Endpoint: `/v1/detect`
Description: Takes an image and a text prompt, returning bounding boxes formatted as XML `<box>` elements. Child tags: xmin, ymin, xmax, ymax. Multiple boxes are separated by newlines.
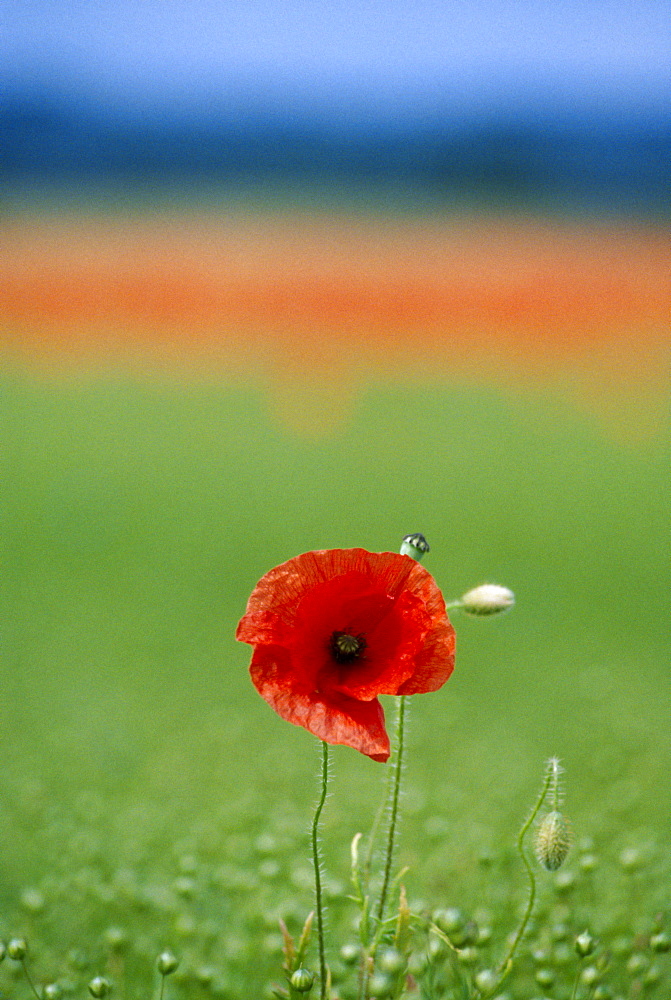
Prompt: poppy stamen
<box><xmin>330</xmin><ymin>631</ymin><xmax>366</xmax><ymax>663</ymax></box>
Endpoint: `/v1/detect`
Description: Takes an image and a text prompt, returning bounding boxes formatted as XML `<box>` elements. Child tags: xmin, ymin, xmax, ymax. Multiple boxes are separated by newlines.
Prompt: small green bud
<box><xmin>619</xmin><ymin>848</ymin><xmax>642</xmax><ymax>872</ymax></box>
<box><xmin>650</xmin><ymin>932</ymin><xmax>671</xmax><ymax>953</ymax></box>
<box><xmin>378</xmin><ymin>948</ymin><xmax>405</xmax><ymax>975</ymax></box>
<box><xmin>433</xmin><ymin>907</ymin><xmax>464</xmax><ymax>934</ymax></box>
<box><xmin>104</xmin><ymin>928</ymin><xmax>128</xmax><ymax>951</ymax></box>
<box><xmin>592</xmin><ymin>988</ymin><xmax>613</xmax><ymax>1000</ymax></box>
<box><xmin>367</xmin><ymin>973</ymin><xmax>392</xmax><ymax>998</ymax></box>
<box><xmin>43</xmin><ymin>985</ymin><xmax>63</xmax><ymax>1000</ymax></box>
<box><xmin>21</xmin><ymin>889</ymin><xmax>45</xmax><ymax>914</ymax></box>
<box><xmin>400</xmin><ymin>533</ymin><xmax>430</xmax><ymax>561</ymax></box>
<box><xmin>7</xmin><ymin>939</ymin><xmax>28</xmax><ymax>961</ymax></box>
<box><xmin>580</xmin><ymin>966</ymin><xmax>600</xmax><ymax>987</ymax></box>
<box><xmin>456</xmin><ymin>946</ymin><xmax>478</xmax><ymax>966</ymax></box>
<box><xmin>339</xmin><ymin>944</ymin><xmax>359</xmax><ymax>965</ymax></box>
<box><xmin>553</xmin><ymin>870</ymin><xmax>576</xmax><ymax>892</ymax></box>
<box><xmin>473</xmin><ymin>970</ymin><xmax>498</xmax><ymax>994</ymax></box>
<box><xmin>157</xmin><ymin>952</ymin><xmax>179</xmax><ymax>976</ymax></box>
<box><xmin>575</xmin><ymin>931</ymin><xmax>596</xmax><ymax>958</ymax></box>
<box><xmin>460</xmin><ymin>583</ymin><xmax>515</xmax><ymax>616</ymax></box>
<box><xmin>535</xmin><ymin>968</ymin><xmax>555</xmax><ymax>988</ymax></box>
<box><xmin>195</xmin><ymin>966</ymin><xmax>214</xmax><ymax>986</ymax></box>
<box><xmin>290</xmin><ymin>969</ymin><xmax>314</xmax><ymax>993</ymax></box>
<box><xmin>88</xmin><ymin>977</ymin><xmax>111</xmax><ymax>998</ymax></box>
<box><xmin>644</xmin><ymin>965</ymin><xmax>661</xmax><ymax>986</ymax></box>
<box><xmin>626</xmin><ymin>953</ymin><xmax>647</xmax><ymax>976</ymax></box>
<box><xmin>173</xmin><ymin>877</ymin><xmax>196</xmax><ymax>898</ymax></box>
<box><xmin>579</xmin><ymin>853</ymin><xmax>599</xmax><ymax>873</ymax></box>
<box><xmin>534</xmin><ymin>811</ymin><xmax>571</xmax><ymax>871</ymax></box>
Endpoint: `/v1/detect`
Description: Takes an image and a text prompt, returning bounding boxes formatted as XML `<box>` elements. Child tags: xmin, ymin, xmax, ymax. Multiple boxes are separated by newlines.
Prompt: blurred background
<box><xmin>1</xmin><ymin>0</ymin><xmax>670</xmax><ymax>988</ymax></box>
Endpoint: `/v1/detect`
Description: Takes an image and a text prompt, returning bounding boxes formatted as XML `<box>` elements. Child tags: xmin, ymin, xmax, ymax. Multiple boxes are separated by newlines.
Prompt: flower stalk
<box><xmin>375</xmin><ymin>694</ymin><xmax>407</xmax><ymax>927</ymax></box>
<box><xmin>312</xmin><ymin>740</ymin><xmax>331</xmax><ymax>1000</ymax></box>
<box><xmin>497</xmin><ymin>759</ymin><xmax>563</xmax><ymax>976</ymax></box>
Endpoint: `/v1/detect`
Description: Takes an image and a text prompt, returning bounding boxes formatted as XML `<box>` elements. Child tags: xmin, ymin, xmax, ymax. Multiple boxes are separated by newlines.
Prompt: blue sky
<box><xmin>4</xmin><ymin>0</ymin><xmax>670</xmax><ymax>117</ymax></box>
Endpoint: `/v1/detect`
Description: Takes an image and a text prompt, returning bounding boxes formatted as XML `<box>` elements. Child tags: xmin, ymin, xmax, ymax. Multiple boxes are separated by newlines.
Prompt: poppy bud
<box><xmin>7</xmin><ymin>939</ymin><xmax>28</xmax><ymax>961</ymax></box>
<box><xmin>575</xmin><ymin>931</ymin><xmax>596</xmax><ymax>958</ymax></box>
<box><xmin>400</xmin><ymin>533</ymin><xmax>430</xmax><ymax>561</ymax></box>
<box><xmin>157</xmin><ymin>952</ymin><xmax>179</xmax><ymax>976</ymax></box>
<box><xmin>534</xmin><ymin>811</ymin><xmax>571</xmax><ymax>871</ymax></box>
<box><xmin>460</xmin><ymin>584</ymin><xmax>515</xmax><ymax>616</ymax></box>
<box><xmin>651</xmin><ymin>933</ymin><xmax>671</xmax><ymax>953</ymax></box>
<box><xmin>290</xmin><ymin>969</ymin><xmax>314</xmax><ymax>993</ymax></box>
<box><xmin>88</xmin><ymin>978</ymin><xmax>111</xmax><ymax>999</ymax></box>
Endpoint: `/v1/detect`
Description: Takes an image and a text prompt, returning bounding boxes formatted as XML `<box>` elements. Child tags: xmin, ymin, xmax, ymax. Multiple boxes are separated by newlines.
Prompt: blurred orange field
<box><xmin>2</xmin><ymin>207</ymin><xmax>668</xmax><ymax>437</ymax></box>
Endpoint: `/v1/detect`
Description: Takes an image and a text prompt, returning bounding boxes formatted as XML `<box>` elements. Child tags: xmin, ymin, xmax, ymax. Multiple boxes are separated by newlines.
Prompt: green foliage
<box><xmin>1</xmin><ymin>371</ymin><xmax>669</xmax><ymax>1000</ymax></box>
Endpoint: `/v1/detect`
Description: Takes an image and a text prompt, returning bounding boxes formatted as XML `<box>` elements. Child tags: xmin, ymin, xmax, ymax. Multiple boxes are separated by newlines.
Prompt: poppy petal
<box><xmin>249</xmin><ymin>644</ymin><xmax>390</xmax><ymax>761</ymax></box>
<box><xmin>237</xmin><ymin>548</ymin><xmax>455</xmax><ymax>760</ymax></box>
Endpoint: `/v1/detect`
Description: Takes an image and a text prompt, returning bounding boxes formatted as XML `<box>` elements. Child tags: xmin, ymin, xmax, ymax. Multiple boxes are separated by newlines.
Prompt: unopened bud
<box><xmin>290</xmin><ymin>969</ymin><xmax>314</xmax><ymax>993</ymax></box>
<box><xmin>459</xmin><ymin>584</ymin><xmax>515</xmax><ymax>616</ymax></box>
<box><xmin>534</xmin><ymin>811</ymin><xmax>571</xmax><ymax>871</ymax></box>
<box><xmin>88</xmin><ymin>978</ymin><xmax>111</xmax><ymax>999</ymax></box>
<box><xmin>575</xmin><ymin>931</ymin><xmax>596</xmax><ymax>958</ymax></box>
<box><xmin>400</xmin><ymin>534</ymin><xmax>430</xmax><ymax>561</ymax></box>
<box><xmin>651</xmin><ymin>933</ymin><xmax>671</xmax><ymax>954</ymax></box>
<box><xmin>7</xmin><ymin>939</ymin><xmax>28</xmax><ymax>961</ymax></box>
<box><xmin>157</xmin><ymin>952</ymin><xmax>179</xmax><ymax>976</ymax></box>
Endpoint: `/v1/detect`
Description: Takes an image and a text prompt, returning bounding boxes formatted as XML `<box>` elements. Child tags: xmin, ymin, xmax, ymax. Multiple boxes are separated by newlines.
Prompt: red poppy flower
<box><xmin>236</xmin><ymin>548</ymin><xmax>455</xmax><ymax>762</ymax></box>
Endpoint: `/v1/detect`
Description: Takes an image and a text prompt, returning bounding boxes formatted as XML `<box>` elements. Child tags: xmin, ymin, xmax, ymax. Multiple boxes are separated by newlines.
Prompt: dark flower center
<box><xmin>329</xmin><ymin>631</ymin><xmax>366</xmax><ymax>664</ymax></box>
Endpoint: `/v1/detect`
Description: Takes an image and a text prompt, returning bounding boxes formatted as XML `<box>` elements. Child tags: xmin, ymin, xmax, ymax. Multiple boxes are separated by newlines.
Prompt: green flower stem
<box><xmin>375</xmin><ymin>694</ymin><xmax>407</xmax><ymax>928</ymax></box>
<box><xmin>497</xmin><ymin>766</ymin><xmax>554</xmax><ymax>975</ymax></box>
<box><xmin>312</xmin><ymin>740</ymin><xmax>330</xmax><ymax>1000</ymax></box>
<box><xmin>21</xmin><ymin>960</ymin><xmax>41</xmax><ymax>1000</ymax></box>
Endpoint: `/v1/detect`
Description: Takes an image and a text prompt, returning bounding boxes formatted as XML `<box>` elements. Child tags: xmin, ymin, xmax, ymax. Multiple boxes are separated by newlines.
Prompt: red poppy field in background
<box><xmin>1</xmin><ymin>207</ymin><xmax>668</xmax><ymax>439</ymax></box>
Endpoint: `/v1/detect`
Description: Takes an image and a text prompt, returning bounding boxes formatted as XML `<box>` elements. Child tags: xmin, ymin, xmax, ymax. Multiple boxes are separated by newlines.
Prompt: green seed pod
<box><xmin>644</xmin><ymin>965</ymin><xmax>661</xmax><ymax>986</ymax></box>
<box><xmin>21</xmin><ymin>889</ymin><xmax>45</xmax><ymax>914</ymax></box>
<box><xmin>378</xmin><ymin>948</ymin><xmax>405</xmax><ymax>975</ymax></box>
<box><xmin>473</xmin><ymin>970</ymin><xmax>498</xmax><ymax>994</ymax></box>
<box><xmin>43</xmin><ymin>984</ymin><xmax>63</xmax><ymax>1000</ymax></box>
<box><xmin>290</xmin><ymin>969</ymin><xmax>314</xmax><ymax>994</ymax></box>
<box><xmin>554</xmin><ymin>870</ymin><xmax>576</xmax><ymax>892</ymax></box>
<box><xmin>650</xmin><ymin>933</ymin><xmax>671</xmax><ymax>953</ymax></box>
<box><xmin>457</xmin><ymin>946</ymin><xmax>478</xmax><ymax>966</ymax></box>
<box><xmin>339</xmin><ymin>944</ymin><xmax>359</xmax><ymax>966</ymax></box>
<box><xmin>88</xmin><ymin>977</ymin><xmax>111</xmax><ymax>998</ymax></box>
<box><xmin>157</xmin><ymin>951</ymin><xmax>179</xmax><ymax>976</ymax></box>
<box><xmin>400</xmin><ymin>533</ymin><xmax>430</xmax><ymax>561</ymax></box>
<box><xmin>580</xmin><ymin>965</ymin><xmax>600</xmax><ymax>987</ymax></box>
<box><xmin>626</xmin><ymin>953</ymin><xmax>647</xmax><ymax>976</ymax></box>
<box><xmin>7</xmin><ymin>939</ymin><xmax>28</xmax><ymax>961</ymax></box>
<box><xmin>534</xmin><ymin>811</ymin><xmax>571</xmax><ymax>871</ymax></box>
<box><xmin>367</xmin><ymin>973</ymin><xmax>392</xmax><ymax>998</ymax></box>
<box><xmin>433</xmin><ymin>907</ymin><xmax>464</xmax><ymax>934</ymax></box>
<box><xmin>535</xmin><ymin>968</ymin><xmax>555</xmax><ymax>988</ymax></box>
<box><xmin>575</xmin><ymin>931</ymin><xmax>596</xmax><ymax>958</ymax></box>
<box><xmin>104</xmin><ymin>928</ymin><xmax>127</xmax><ymax>952</ymax></box>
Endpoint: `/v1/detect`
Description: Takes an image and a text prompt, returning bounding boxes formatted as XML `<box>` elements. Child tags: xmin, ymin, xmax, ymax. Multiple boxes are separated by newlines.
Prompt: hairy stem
<box><xmin>376</xmin><ymin>694</ymin><xmax>407</xmax><ymax>926</ymax></box>
<box><xmin>312</xmin><ymin>740</ymin><xmax>330</xmax><ymax>1000</ymax></box>
<box><xmin>497</xmin><ymin>766</ymin><xmax>554</xmax><ymax>974</ymax></box>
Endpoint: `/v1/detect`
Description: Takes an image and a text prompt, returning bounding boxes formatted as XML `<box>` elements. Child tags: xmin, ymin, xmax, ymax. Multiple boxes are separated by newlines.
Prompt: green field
<box><xmin>2</xmin><ymin>368</ymin><xmax>669</xmax><ymax>1000</ymax></box>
